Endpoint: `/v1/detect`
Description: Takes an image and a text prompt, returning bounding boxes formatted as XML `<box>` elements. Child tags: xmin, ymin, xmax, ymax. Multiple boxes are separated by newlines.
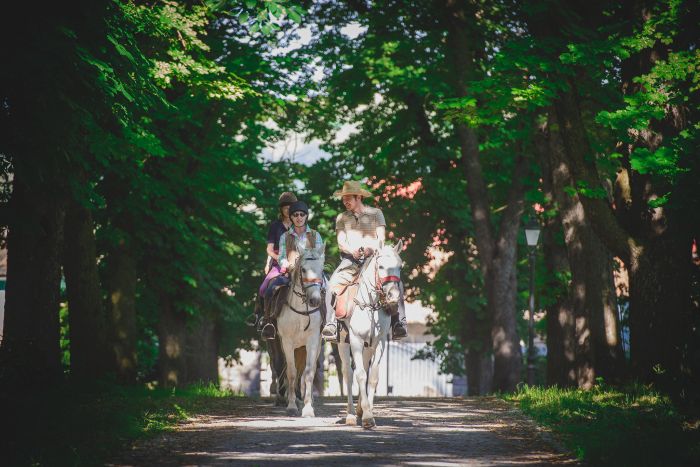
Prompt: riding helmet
<box><xmin>278</xmin><ymin>192</ymin><xmax>297</xmax><ymax>207</ymax></box>
<box><xmin>289</xmin><ymin>200</ymin><xmax>309</xmax><ymax>216</ymax></box>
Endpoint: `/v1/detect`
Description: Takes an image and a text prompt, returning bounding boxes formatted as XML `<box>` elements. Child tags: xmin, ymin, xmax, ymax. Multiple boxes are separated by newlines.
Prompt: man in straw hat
<box><xmin>322</xmin><ymin>180</ymin><xmax>408</xmax><ymax>342</ymax></box>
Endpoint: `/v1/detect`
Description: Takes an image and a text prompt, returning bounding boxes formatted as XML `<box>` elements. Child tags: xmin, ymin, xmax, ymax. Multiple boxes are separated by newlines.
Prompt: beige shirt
<box><xmin>336</xmin><ymin>206</ymin><xmax>386</xmax><ymax>252</ymax></box>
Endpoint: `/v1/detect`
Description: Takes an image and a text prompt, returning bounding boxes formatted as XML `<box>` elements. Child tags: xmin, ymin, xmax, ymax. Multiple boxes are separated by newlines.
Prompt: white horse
<box><xmin>331</xmin><ymin>241</ymin><xmax>404</xmax><ymax>429</ymax></box>
<box><xmin>276</xmin><ymin>242</ymin><xmax>325</xmax><ymax>417</ymax></box>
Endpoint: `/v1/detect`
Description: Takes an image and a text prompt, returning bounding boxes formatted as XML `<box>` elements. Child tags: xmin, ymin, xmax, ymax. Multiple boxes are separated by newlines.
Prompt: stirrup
<box><xmin>261</xmin><ymin>322</ymin><xmax>277</xmax><ymax>340</ymax></box>
<box><xmin>321</xmin><ymin>322</ymin><xmax>338</xmax><ymax>343</ymax></box>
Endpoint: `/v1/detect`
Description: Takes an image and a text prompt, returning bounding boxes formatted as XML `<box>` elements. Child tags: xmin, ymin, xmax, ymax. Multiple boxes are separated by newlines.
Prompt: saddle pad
<box><xmin>333</xmin><ymin>282</ymin><xmax>359</xmax><ymax>320</ymax></box>
<box><xmin>266</xmin><ymin>284</ymin><xmax>290</xmax><ymax>319</ymax></box>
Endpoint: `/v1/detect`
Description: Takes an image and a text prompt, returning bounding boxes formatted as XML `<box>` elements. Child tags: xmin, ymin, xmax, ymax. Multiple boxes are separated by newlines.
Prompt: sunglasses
<box><xmin>291</xmin><ymin>212</ymin><xmax>307</xmax><ymax>218</ymax></box>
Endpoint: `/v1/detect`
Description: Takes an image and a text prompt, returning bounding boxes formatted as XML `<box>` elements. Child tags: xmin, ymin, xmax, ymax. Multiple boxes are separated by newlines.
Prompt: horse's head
<box><xmin>297</xmin><ymin>241</ymin><xmax>325</xmax><ymax>308</ymax></box>
<box><xmin>376</xmin><ymin>239</ymin><xmax>403</xmax><ymax>313</ymax></box>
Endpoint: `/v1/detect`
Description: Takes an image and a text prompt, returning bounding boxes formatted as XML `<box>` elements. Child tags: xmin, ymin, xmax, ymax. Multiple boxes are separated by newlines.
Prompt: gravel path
<box><xmin>112</xmin><ymin>397</ymin><xmax>578</xmax><ymax>466</ymax></box>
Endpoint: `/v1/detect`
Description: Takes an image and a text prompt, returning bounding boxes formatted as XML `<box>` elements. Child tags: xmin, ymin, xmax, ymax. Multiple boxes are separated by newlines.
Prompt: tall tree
<box><xmin>526</xmin><ymin>0</ymin><xmax>699</xmax><ymax>403</ymax></box>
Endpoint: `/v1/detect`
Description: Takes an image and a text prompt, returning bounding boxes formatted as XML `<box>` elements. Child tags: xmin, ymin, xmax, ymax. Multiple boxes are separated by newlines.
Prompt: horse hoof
<box><xmin>362</xmin><ymin>417</ymin><xmax>376</xmax><ymax>429</ymax></box>
<box><xmin>346</xmin><ymin>414</ymin><xmax>357</xmax><ymax>426</ymax></box>
<box><xmin>286</xmin><ymin>408</ymin><xmax>299</xmax><ymax>417</ymax></box>
<box><xmin>302</xmin><ymin>406</ymin><xmax>315</xmax><ymax>418</ymax></box>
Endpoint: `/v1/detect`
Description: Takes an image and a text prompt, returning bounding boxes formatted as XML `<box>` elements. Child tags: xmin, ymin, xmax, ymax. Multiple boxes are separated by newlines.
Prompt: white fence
<box><xmin>251</xmin><ymin>342</ymin><xmax>454</xmax><ymax>397</ymax></box>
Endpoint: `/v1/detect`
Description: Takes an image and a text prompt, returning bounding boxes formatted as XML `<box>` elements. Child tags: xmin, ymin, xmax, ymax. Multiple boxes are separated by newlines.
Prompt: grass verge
<box><xmin>503</xmin><ymin>383</ymin><xmax>700</xmax><ymax>466</ymax></box>
<box><xmin>1</xmin><ymin>381</ymin><xmax>243</xmax><ymax>466</ymax></box>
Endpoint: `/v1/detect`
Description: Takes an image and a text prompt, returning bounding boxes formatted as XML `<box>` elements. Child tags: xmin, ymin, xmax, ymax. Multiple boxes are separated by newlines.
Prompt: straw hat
<box><xmin>333</xmin><ymin>180</ymin><xmax>372</xmax><ymax>198</ymax></box>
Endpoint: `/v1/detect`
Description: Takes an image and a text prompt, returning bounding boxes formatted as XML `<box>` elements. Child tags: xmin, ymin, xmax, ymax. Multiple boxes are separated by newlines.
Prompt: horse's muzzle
<box><xmin>308</xmin><ymin>292</ymin><xmax>322</xmax><ymax>308</ymax></box>
<box><xmin>385</xmin><ymin>287</ymin><xmax>400</xmax><ymax>304</ymax></box>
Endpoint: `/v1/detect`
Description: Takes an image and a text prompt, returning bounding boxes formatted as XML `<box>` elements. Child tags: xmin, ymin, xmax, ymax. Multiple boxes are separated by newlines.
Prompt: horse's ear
<box><xmin>394</xmin><ymin>239</ymin><xmax>403</xmax><ymax>252</ymax></box>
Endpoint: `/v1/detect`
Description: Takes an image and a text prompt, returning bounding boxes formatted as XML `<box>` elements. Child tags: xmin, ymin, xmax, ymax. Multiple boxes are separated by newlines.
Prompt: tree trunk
<box><xmin>553</xmin><ymin>79</ymin><xmax>690</xmax><ymax>393</ymax></box>
<box><xmin>628</xmin><ymin>231</ymin><xmax>690</xmax><ymax>386</ymax></box>
<box><xmin>442</xmin><ymin>3</ymin><xmax>527</xmax><ymax>391</ymax></box>
<box><xmin>465</xmin><ymin>348</ymin><xmax>493</xmax><ymax>395</ymax></box>
<box><xmin>542</xmin><ymin>235</ymin><xmax>576</xmax><ymax>388</ymax></box>
<box><xmin>104</xmin><ymin>240</ymin><xmax>138</xmax><ymax>383</ymax></box>
<box><xmin>538</xmin><ymin>150</ymin><xmax>576</xmax><ymax>387</ymax></box>
<box><xmin>63</xmin><ymin>195</ymin><xmax>107</xmax><ymax>380</ymax></box>
<box><xmin>0</xmin><ymin>177</ymin><xmax>65</xmax><ymax>388</ymax></box>
<box><xmin>158</xmin><ymin>297</ymin><xmax>188</xmax><ymax>387</ymax></box>
<box><xmin>185</xmin><ymin>314</ymin><xmax>219</xmax><ymax>384</ymax></box>
<box><xmin>488</xmin><ymin>252</ymin><xmax>523</xmax><ymax>391</ymax></box>
<box><xmin>544</xmin><ymin>109</ymin><xmax>626</xmax><ymax>387</ymax></box>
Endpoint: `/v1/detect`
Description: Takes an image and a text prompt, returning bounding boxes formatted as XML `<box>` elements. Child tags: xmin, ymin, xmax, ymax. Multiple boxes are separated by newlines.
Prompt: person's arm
<box><xmin>364</xmin><ymin>210</ymin><xmax>387</xmax><ymax>256</ymax></box>
<box><xmin>266</xmin><ymin>242</ymin><xmax>278</xmax><ymax>262</ymax></box>
<box><xmin>278</xmin><ymin>233</ymin><xmax>289</xmax><ymax>271</ymax></box>
<box><xmin>315</xmin><ymin>232</ymin><xmax>324</xmax><ymax>253</ymax></box>
<box><xmin>337</xmin><ymin>230</ymin><xmax>351</xmax><ymax>255</ymax></box>
<box><xmin>336</xmin><ymin>214</ymin><xmax>353</xmax><ymax>257</ymax></box>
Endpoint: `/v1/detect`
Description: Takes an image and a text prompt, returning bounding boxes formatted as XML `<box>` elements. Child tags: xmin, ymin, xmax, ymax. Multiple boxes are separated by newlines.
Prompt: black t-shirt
<box><xmin>267</xmin><ymin>220</ymin><xmax>289</xmax><ymax>267</ymax></box>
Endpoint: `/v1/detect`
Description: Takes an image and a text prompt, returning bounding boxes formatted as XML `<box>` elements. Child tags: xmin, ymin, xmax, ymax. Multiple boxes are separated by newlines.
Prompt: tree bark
<box><xmin>541</xmin><ymin>221</ymin><xmax>577</xmax><ymax>388</ymax></box>
<box><xmin>63</xmin><ymin>195</ymin><xmax>108</xmax><ymax>380</ymax></box>
<box><xmin>553</xmin><ymin>78</ymin><xmax>690</xmax><ymax>392</ymax></box>
<box><xmin>158</xmin><ymin>297</ymin><xmax>188</xmax><ymax>387</ymax></box>
<box><xmin>104</xmin><ymin>239</ymin><xmax>138</xmax><ymax>383</ymax></box>
<box><xmin>185</xmin><ymin>314</ymin><xmax>219</xmax><ymax>384</ymax></box>
<box><xmin>0</xmin><ymin>177</ymin><xmax>65</xmax><ymax>388</ymax></box>
<box><xmin>537</xmin><ymin>125</ymin><xmax>577</xmax><ymax>387</ymax></box>
<box><xmin>544</xmin><ymin>111</ymin><xmax>626</xmax><ymax>387</ymax></box>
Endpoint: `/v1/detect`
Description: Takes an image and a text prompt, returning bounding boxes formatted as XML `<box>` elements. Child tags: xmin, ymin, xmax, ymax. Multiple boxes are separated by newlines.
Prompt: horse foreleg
<box><xmin>358</xmin><ymin>346</ymin><xmax>376</xmax><ymax>428</ymax></box>
<box><xmin>281</xmin><ymin>339</ymin><xmax>299</xmax><ymax>416</ymax></box>
<box><xmin>366</xmin><ymin>339</ymin><xmax>387</xmax><ymax>425</ymax></box>
<box><xmin>295</xmin><ymin>346</ymin><xmax>306</xmax><ymax>404</ymax></box>
<box><xmin>338</xmin><ymin>342</ymin><xmax>356</xmax><ymax>425</ymax></box>
<box><xmin>350</xmin><ymin>337</ymin><xmax>373</xmax><ymax>429</ymax></box>
<box><xmin>301</xmin><ymin>338</ymin><xmax>321</xmax><ymax>418</ymax></box>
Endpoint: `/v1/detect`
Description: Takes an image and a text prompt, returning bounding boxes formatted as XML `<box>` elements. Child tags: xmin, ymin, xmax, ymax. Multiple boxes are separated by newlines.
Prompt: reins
<box><xmin>288</xmin><ymin>254</ymin><xmax>323</xmax><ymax>331</ymax></box>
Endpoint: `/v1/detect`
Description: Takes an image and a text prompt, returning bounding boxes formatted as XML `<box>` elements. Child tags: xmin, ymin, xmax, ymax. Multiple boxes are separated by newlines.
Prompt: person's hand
<box><xmin>280</xmin><ymin>267</ymin><xmax>287</xmax><ymax>274</ymax></box>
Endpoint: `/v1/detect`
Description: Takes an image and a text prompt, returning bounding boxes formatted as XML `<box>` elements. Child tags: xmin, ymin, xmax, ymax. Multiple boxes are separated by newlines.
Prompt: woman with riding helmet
<box><xmin>261</xmin><ymin>200</ymin><xmax>324</xmax><ymax>340</ymax></box>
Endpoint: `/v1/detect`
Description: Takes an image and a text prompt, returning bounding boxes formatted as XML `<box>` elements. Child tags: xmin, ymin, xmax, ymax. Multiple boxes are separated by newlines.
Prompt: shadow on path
<box><xmin>111</xmin><ymin>397</ymin><xmax>578</xmax><ymax>466</ymax></box>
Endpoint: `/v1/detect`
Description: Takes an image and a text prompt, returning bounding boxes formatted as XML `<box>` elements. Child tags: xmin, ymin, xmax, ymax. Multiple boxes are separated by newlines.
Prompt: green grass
<box><xmin>504</xmin><ymin>383</ymin><xmax>700</xmax><ymax>466</ymax></box>
<box><xmin>1</xmin><ymin>381</ymin><xmax>243</xmax><ymax>466</ymax></box>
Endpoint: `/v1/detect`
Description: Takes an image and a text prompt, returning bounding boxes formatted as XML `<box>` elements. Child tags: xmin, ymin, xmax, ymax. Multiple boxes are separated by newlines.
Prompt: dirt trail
<box><xmin>111</xmin><ymin>397</ymin><xmax>578</xmax><ymax>466</ymax></box>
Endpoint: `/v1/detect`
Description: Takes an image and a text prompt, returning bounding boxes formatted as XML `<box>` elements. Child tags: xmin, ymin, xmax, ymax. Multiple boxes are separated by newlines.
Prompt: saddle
<box><xmin>332</xmin><ymin>280</ymin><xmax>360</xmax><ymax>320</ymax></box>
<box><xmin>264</xmin><ymin>279</ymin><xmax>290</xmax><ymax>320</ymax></box>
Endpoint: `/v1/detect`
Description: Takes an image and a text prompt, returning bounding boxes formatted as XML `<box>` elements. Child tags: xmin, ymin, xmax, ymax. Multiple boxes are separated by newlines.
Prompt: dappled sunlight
<box><xmin>114</xmin><ymin>398</ymin><xmax>577</xmax><ymax>466</ymax></box>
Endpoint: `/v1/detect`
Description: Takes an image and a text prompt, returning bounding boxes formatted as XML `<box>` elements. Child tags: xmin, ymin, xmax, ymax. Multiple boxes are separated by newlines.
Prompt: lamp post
<box><xmin>525</xmin><ymin>220</ymin><xmax>541</xmax><ymax>386</ymax></box>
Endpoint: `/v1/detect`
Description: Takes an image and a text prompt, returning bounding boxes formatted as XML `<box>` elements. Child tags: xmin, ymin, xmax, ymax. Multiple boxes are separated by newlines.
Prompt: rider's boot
<box><xmin>391</xmin><ymin>297</ymin><xmax>408</xmax><ymax>340</ymax></box>
<box><xmin>322</xmin><ymin>299</ymin><xmax>339</xmax><ymax>342</ymax></box>
<box><xmin>247</xmin><ymin>294</ymin><xmax>264</xmax><ymax>328</ymax></box>
<box><xmin>260</xmin><ymin>291</ymin><xmax>277</xmax><ymax>339</ymax></box>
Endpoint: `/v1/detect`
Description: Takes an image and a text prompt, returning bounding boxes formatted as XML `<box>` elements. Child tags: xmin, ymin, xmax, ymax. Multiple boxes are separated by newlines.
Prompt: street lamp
<box><xmin>525</xmin><ymin>220</ymin><xmax>541</xmax><ymax>386</ymax></box>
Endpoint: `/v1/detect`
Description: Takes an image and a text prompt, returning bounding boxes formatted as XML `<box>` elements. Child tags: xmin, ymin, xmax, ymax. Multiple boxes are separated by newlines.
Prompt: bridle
<box><xmin>288</xmin><ymin>253</ymin><xmax>324</xmax><ymax>330</ymax></box>
<box><xmin>374</xmin><ymin>252</ymin><xmax>401</xmax><ymax>310</ymax></box>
